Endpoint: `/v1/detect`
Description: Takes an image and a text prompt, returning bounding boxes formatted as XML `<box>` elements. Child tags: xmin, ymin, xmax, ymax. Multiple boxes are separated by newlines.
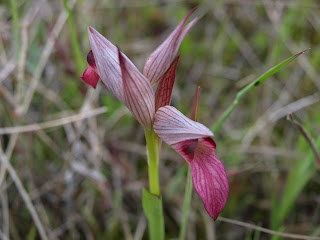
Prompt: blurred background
<box><xmin>0</xmin><ymin>0</ymin><xmax>320</xmax><ymax>239</ymax></box>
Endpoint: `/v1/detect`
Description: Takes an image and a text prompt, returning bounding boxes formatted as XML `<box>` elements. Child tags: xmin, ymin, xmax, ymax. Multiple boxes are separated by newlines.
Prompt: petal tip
<box><xmin>188</xmin><ymin>7</ymin><xmax>197</xmax><ymax>16</ymax></box>
<box><xmin>88</xmin><ymin>26</ymin><xmax>95</xmax><ymax>34</ymax></box>
<box><xmin>88</xmin><ymin>27</ymin><xmax>100</xmax><ymax>41</ymax></box>
<box><xmin>143</xmin><ymin>8</ymin><xmax>198</xmax><ymax>85</ymax></box>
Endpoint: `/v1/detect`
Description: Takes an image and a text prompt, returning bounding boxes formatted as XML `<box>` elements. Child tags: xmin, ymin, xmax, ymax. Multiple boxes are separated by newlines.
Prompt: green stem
<box><xmin>179</xmin><ymin>166</ymin><xmax>193</xmax><ymax>240</ymax></box>
<box><xmin>143</xmin><ymin>128</ymin><xmax>164</xmax><ymax>240</ymax></box>
<box><xmin>145</xmin><ymin>129</ymin><xmax>160</xmax><ymax>195</ymax></box>
<box><xmin>211</xmin><ymin>99</ymin><xmax>238</xmax><ymax>133</ymax></box>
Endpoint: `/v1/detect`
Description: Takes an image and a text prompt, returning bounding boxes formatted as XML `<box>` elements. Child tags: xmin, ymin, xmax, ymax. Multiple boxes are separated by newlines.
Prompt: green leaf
<box><xmin>142</xmin><ymin>188</ymin><xmax>164</xmax><ymax>240</ymax></box>
<box><xmin>211</xmin><ymin>49</ymin><xmax>310</xmax><ymax>133</ymax></box>
<box><xmin>26</xmin><ymin>226</ymin><xmax>37</xmax><ymax>240</ymax></box>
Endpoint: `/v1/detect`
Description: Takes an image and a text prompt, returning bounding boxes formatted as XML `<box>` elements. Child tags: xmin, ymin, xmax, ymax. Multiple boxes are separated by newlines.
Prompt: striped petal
<box><xmin>153</xmin><ymin>106</ymin><xmax>213</xmax><ymax>145</ymax></box>
<box><xmin>118</xmin><ymin>49</ymin><xmax>155</xmax><ymax>129</ymax></box>
<box><xmin>155</xmin><ymin>55</ymin><xmax>180</xmax><ymax>111</ymax></box>
<box><xmin>88</xmin><ymin>27</ymin><xmax>136</xmax><ymax>102</ymax></box>
<box><xmin>143</xmin><ymin>8</ymin><xmax>199</xmax><ymax>85</ymax></box>
<box><xmin>154</xmin><ymin>106</ymin><xmax>229</xmax><ymax>219</ymax></box>
<box><xmin>81</xmin><ymin>50</ymin><xmax>100</xmax><ymax>88</ymax></box>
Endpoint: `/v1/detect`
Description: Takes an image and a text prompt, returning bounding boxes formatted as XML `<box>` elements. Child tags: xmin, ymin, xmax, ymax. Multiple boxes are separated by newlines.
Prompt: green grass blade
<box><xmin>271</xmin><ymin>136</ymin><xmax>319</xmax><ymax>230</ymax></box>
<box><xmin>9</xmin><ymin>0</ymin><xmax>19</xmax><ymax>58</ymax></box>
<box><xmin>179</xmin><ymin>166</ymin><xmax>193</xmax><ymax>240</ymax></box>
<box><xmin>211</xmin><ymin>49</ymin><xmax>310</xmax><ymax>133</ymax></box>
<box><xmin>63</xmin><ymin>0</ymin><xmax>85</xmax><ymax>75</ymax></box>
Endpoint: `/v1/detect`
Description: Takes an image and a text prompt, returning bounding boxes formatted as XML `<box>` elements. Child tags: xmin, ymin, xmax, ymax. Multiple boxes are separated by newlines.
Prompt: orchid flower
<box><xmin>81</xmin><ymin>8</ymin><xmax>229</xmax><ymax>220</ymax></box>
<box><xmin>81</xmin><ymin>8</ymin><xmax>199</xmax><ymax>129</ymax></box>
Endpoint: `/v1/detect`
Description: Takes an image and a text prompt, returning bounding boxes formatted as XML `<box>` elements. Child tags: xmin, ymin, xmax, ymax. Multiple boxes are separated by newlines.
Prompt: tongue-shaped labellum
<box><xmin>154</xmin><ymin>106</ymin><xmax>229</xmax><ymax>219</ymax></box>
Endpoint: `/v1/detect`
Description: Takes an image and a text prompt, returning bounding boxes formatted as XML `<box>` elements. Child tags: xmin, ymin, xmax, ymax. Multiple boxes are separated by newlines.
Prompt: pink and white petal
<box><xmin>172</xmin><ymin>137</ymin><xmax>229</xmax><ymax>220</ymax></box>
<box><xmin>143</xmin><ymin>8</ymin><xmax>199</xmax><ymax>85</ymax></box>
<box><xmin>118</xmin><ymin>49</ymin><xmax>155</xmax><ymax>129</ymax></box>
<box><xmin>155</xmin><ymin>55</ymin><xmax>180</xmax><ymax>111</ymax></box>
<box><xmin>81</xmin><ymin>66</ymin><xmax>99</xmax><ymax>88</ymax></box>
<box><xmin>88</xmin><ymin>27</ymin><xmax>138</xmax><ymax>102</ymax></box>
<box><xmin>154</xmin><ymin>106</ymin><xmax>213</xmax><ymax>145</ymax></box>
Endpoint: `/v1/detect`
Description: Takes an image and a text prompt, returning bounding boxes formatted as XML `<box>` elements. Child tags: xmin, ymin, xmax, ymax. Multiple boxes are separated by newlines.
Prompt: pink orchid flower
<box><xmin>81</xmin><ymin>9</ymin><xmax>229</xmax><ymax>219</ymax></box>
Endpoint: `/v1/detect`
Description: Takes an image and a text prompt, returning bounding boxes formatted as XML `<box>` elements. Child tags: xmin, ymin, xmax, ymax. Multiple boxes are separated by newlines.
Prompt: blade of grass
<box><xmin>9</xmin><ymin>0</ymin><xmax>19</xmax><ymax>58</ymax></box>
<box><xmin>211</xmin><ymin>49</ymin><xmax>310</xmax><ymax>133</ymax></box>
<box><xmin>179</xmin><ymin>166</ymin><xmax>193</xmax><ymax>240</ymax></box>
<box><xmin>0</xmin><ymin>148</ymin><xmax>49</xmax><ymax>240</ymax></box>
<box><xmin>271</xmin><ymin>132</ymin><xmax>320</xmax><ymax>232</ymax></box>
<box><xmin>270</xmin><ymin>110</ymin><xmax>320</xmax><ymax>236</ymax></box>
<box><xmin>253</xmin><ymin>225</ymin><xmax>262</xmax><ymax>240</ymax></box>
<box><xmin>287</xmin><ymin>114</ymin><xmax>320</xmax><ymax>166</ymax></box>
<box><xmin>219</xmin><ymin>217</ymin><xmax>320</xmax><ymax>240</ymax></box>
<box><xmin>63</xmin><ymin>0</ymin><xmax>85</xmax><ymax>75</ymax></box>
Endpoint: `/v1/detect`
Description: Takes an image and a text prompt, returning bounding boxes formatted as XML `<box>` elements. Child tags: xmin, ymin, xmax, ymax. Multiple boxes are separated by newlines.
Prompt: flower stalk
<box><xmin>144</xmin><ymin>128</ymin><xmax>164</xmax><ymax>240</ymax></box>
<box><xmin>145</xmin><ymin>128</ymin><xmax>160</xmax><ymax>196</ymax></box>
